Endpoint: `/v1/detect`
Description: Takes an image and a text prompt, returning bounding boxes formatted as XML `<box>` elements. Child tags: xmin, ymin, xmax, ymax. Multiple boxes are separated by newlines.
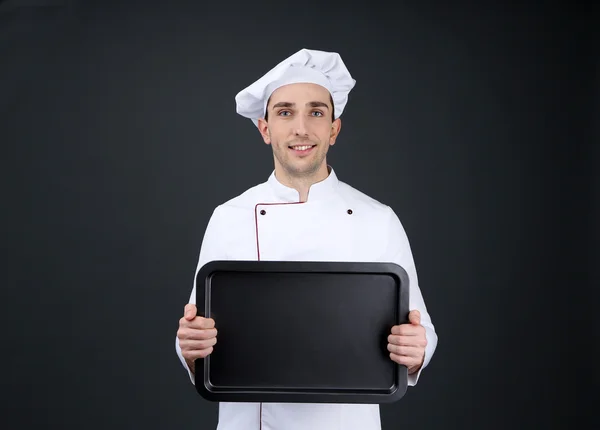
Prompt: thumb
<box><xmin>184</xmin><ymin>304</ymin><xmax>197</xmax><ymax>321</ymax></box>
<box><xmin>409</xmin><ymin>310</ymin><xmax>421</xmax><ymax>325</ymax></box>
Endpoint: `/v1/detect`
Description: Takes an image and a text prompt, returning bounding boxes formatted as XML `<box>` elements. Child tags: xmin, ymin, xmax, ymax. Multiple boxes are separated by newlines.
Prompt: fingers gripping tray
<box><xmin>194</xmin><ymin>261</ymin><xmax>410</xmax><ymax>404</ymax></box>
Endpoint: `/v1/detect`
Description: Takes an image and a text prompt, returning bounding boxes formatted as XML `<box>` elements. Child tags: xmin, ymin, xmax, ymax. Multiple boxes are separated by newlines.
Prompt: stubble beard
<box><xmin>273</xmin><ymin>138</ymin><xmax>327</xmax><ymax>180</ymax></box>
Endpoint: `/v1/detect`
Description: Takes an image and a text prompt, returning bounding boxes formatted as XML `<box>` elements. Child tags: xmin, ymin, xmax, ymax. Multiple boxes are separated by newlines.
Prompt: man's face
<box><xmin>257</xmin><ymin>83</ymin><xmax>341</xmax><ymax>179</ymax></box>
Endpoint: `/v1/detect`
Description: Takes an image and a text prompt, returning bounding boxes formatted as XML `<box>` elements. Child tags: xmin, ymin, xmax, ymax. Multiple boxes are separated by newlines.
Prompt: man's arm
<box><xmin>175</xmin><ymin>206</ymin><xmax>227</xmax><ymax>385</ymax></box>
<box><xmin>383</xmin><ymin>206</ymin><xmax>438</xmax><ymax>386</ymax></box>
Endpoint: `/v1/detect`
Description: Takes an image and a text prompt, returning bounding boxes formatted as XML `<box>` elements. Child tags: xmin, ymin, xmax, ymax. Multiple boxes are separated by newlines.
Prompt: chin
<box><xmin>286</xmin><ymin>163</ymin><xmax>323</xmax><ymax>177</ymax></box>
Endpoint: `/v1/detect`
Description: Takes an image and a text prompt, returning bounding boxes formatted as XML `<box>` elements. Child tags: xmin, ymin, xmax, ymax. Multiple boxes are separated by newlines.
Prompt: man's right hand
<box><xmin>177</xmin><ymin>303</ymin><xmax>217</xmax><ymax>375</ymax></box>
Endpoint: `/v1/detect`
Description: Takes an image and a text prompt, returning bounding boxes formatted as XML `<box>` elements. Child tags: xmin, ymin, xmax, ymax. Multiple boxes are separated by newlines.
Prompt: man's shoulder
<box><xmin>213</xmin><ymin>181</ymin><xmax>270</xmax><ymax>213</ymax></box>
<box><xmin>336</xmin><ymin>179</ymin><xmax>393</xmax><ymax>215</ymax></box>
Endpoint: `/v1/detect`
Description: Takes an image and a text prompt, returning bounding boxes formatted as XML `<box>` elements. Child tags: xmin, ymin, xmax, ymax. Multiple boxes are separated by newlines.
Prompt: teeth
<box><xmin>293</xmin><ymin>146</ymin><xmax>312</xmax><ymax>150</ymax></box>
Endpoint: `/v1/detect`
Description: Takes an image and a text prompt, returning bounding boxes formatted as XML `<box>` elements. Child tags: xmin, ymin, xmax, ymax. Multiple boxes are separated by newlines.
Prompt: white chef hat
<box><xmin>235</xmin><ymin>48</ymin><xmax>356</xmax><ymax>127</ymax></box>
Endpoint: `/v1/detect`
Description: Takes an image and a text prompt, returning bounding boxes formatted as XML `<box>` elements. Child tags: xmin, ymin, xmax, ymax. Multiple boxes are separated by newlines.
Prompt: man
<box><xmin>176</xmin><ymin>48</ymin><xmax>438</xmax><ymax>430</ymax></box>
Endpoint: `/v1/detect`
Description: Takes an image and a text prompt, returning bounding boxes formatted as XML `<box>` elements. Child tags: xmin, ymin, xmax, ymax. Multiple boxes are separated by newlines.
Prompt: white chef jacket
<box><xmin>176</xmin><ymin>167</ymin><xmax>438</xmax><ymax>430</ymax></box>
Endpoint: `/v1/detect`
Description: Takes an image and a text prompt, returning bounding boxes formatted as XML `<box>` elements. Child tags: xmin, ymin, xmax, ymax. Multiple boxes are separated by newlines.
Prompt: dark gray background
<box><xmin>2</xmin><ymin>0</ymin><xmax>597</xmax><ymax>429</ymax></box>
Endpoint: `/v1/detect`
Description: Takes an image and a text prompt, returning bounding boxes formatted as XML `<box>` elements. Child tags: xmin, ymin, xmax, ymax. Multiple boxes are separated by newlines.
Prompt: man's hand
<box><xmin>177</xmin><ymin>304</ymin><xmax>217</xmax><ymax>375</ymax></box>
<box><xmin>387</xmin><ymin>309</ymin><xmax>427</xmax><ymax>374</ymax></box>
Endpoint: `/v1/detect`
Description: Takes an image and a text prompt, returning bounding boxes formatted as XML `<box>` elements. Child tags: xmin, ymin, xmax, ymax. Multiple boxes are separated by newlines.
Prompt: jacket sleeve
<box><xmin>175</xmin><ymin>205</ymin><xmax>228</xmax><ymax>385</ymax></box>
<box><xmin>382</xmin><ymin>206</ymin><xmax>438</xmax><ymax>387</ymax></box>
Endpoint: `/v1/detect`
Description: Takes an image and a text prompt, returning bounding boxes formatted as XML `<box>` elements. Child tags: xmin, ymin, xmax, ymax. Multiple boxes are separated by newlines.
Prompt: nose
<box><xmin>292</xmin><ymin>115</ymin><xmax>309</xmax><ymax>137</ymax></box>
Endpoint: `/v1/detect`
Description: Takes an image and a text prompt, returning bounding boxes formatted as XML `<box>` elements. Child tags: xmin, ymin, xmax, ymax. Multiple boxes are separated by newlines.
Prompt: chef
<box><xmin>175</xmin><ymin>48</ymin><xmax>438</xmax><ymax>430</ymax></box>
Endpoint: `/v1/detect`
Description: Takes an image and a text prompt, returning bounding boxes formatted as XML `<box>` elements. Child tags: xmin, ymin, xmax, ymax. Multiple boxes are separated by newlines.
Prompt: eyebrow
<box><xmin>271</xmin><ymin>101</ymin><xmax>330</xmax><ymax>110</ymax></box>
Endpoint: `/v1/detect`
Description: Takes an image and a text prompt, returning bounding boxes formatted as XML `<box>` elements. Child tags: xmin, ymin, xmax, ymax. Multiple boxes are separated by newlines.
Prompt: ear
<box><xmin>257</xmin><ymin>118</ymin><xmax>271</xmax><ymax>145</ymax></box>
<box><xmin>329</xmin><ymin>118</ymin><xmax>342</xmax><ymax>146</ymax></box>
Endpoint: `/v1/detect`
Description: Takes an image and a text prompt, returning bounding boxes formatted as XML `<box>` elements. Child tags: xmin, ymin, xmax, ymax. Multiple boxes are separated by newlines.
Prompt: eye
<box><xmin>278</xmin><ymin>110</ymin><xmax>291</xmax><ymax>116</ymax></box>
<box><xmin>311</xmin><ymin>111</ymin><xmax>324</xmax><ymax>117</ymax></box>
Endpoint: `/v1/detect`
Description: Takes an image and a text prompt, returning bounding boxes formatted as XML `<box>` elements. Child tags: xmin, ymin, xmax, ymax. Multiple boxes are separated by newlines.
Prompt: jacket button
<box><xmin>260</xmin><ymin>209</ymin><xmax>266</xmax><ymax>215</ymax></box>
<box><xmin>347</xmin><ymin>209</ymin><xmax>353</xmax><ymax>214</ymax></box>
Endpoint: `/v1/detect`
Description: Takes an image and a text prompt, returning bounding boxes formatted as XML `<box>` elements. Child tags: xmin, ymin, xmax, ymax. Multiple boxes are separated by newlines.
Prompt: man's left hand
<box><xmin>387</xmin><ymin>309</ymin><xmax>427</xmax><ymax>374</ymax></box>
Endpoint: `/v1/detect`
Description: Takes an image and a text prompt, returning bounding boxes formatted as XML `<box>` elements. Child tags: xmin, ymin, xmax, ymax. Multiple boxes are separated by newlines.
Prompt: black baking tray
<box><xmin>193</xmin><ymin>260</ymin><xmax>410</xmax><ymax>404</ymax></box>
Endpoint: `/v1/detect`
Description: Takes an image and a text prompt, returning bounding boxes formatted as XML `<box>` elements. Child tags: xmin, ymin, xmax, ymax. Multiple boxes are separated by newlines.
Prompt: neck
<box><xmin>274</xmin><ymin>164</ymin><xmax>330</xmax><ymax>202</ymax></box>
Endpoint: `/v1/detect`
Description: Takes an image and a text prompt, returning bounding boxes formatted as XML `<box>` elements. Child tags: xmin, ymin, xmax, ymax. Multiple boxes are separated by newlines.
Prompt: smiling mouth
<box><xmin>290</xmin><ymin>144</ymin><xmax>316</xmax><ymax>151</ymax></box>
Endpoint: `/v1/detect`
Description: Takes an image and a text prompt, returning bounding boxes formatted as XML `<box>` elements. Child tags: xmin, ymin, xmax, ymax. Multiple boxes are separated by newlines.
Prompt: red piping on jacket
<box><xmin>254</xmin><ymin>201</ymin><xmax>304</xmax><ymax>430</ymax></box>
<box><xmin>254</xmin><ymin>202</ymin><xmax>304</xmax><ymax>261</ymax></box>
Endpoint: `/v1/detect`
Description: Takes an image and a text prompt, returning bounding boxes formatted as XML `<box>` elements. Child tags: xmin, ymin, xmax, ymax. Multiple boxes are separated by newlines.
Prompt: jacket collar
<box><xmin>267</xmin><ymin>166</ymin><xmax>339</xmax><ymax>203</ymax></box>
